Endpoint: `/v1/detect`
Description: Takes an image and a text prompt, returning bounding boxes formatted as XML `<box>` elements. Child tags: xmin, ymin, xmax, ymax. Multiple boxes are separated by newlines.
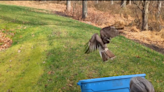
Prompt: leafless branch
<box><xmin>133</xmin><ymin>1</ymin><xmax>143</xmax><ymax>12</ymax></box>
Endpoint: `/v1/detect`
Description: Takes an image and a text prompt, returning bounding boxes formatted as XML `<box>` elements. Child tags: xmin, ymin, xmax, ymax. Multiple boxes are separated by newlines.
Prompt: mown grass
<box><xmin>0</xmin><ymin>4</ymin><xmax>164</xmax><ymax>92</ymax></box>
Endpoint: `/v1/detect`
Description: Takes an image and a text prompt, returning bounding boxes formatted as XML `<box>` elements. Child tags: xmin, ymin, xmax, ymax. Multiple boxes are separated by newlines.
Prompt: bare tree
<box><xmin>95</xmin><ymin>0</ymin><xmax>98</xmax><ymax>4</ymax></box>
<box><xmin>156</xmin><ymin>0</ymin><xmax>162</xmax><ymax>21</ymax></box>
<box><xmin>82</xmin><ymin>0</ymin><xmax>87</xmax><ymax>19</ymax></box>
<box><xmin>121</xmin><ymin>0</ymin><xmax>127</xmax><ymax>8</ymax></box>
<box><xmin>142</xmin><ymin>0</ymin><xmax>150</xmax><ymax>30</ymax></box>
<box><xmin>129</xmin><ymin>0</ymin><xmax>131</xmax><ymax>5</ymax></box>
<box><xmin>72</xmin><ymin>1</ymin><xmax>77</xmax><ymax>17</ymax></box>
<box><xmin>66</xmin><ymin>0</ymin><xmax>71</xmax><ymax>12</ymax></box>
<box><xmin>133</xmin><ymin>1</ymin><xmax>150</xmax><ymax>31</ymax></box>
<box><xmin>111</xmin><ymin>0</ymin><xmax>114</xmax><ymax>5</ymax></box>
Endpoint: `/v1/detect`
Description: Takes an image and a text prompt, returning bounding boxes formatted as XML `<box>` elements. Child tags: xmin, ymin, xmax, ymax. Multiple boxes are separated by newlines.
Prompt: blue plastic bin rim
<box><xmin>77</xmin><ymin>74</ymin><xmax>146</xmax><ymax>86</ymax></box>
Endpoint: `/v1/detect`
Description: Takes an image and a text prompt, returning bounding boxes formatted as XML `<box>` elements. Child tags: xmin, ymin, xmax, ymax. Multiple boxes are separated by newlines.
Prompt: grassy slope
<box><xmin>0</xmin><ymin>4</ymin><xmax>164</xmax><ymax>92</ymax></box>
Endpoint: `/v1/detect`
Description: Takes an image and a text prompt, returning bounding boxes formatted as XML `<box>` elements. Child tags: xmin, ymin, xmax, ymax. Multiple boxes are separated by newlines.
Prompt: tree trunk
<box><xmin>39</xmin><ymin>0</ymin><xmax>46</xmax><ymax>3</ymax></box>
<box><xmin>72</xmin><ymin>1</ymin><xmax>77</xmax><ymax>17</ymax></box>
<box><xmin>66</xmin><ymin>0</ymin><xmax>71</xmax><ymax>12</ymax></box>
<box><xmin>121</xmin><ymin>0</ymin><xmax>127</xmax><ymax>8</ymax></box>
<box><xmin>129</xmin><ymin>0</ymin><xmax>131</xmax><ymax>5</ymax></box>
<box><xmin>156</xmin><ymin>0</ymin><xmax>161</xmax><ymax>21</ymax></box>
<box><xmin>82</xmin><ymin>0</ymin><xmax>87</xmax><ymax>19</ymax></box>
<box><xmin>142</xmin><ymin>0</ymin><xmax>150</xmax><ymax>31</ymax></box>
<box><xmin>95</xmin><ymin>0</ymin><xmax>98</xmax><ymax>4</ymax></box>
<box><xmin>111</xmin><ymin>0</ymin><xmax>114</xmax><ymax>5</ymax></box>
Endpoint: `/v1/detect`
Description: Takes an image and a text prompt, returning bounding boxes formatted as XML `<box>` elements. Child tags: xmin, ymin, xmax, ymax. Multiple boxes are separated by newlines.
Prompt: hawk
<box><xmin>85</xmin><ymin>26</ymin><xmax>123</xmax><ymax>62</ymax></box>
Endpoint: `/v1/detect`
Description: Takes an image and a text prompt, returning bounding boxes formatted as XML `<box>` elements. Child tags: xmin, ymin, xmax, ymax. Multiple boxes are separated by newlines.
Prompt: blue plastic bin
<box><xmin>77</xmin><ymin>74</ymin><xmax>146</xmax><ymax>92</ymax></box>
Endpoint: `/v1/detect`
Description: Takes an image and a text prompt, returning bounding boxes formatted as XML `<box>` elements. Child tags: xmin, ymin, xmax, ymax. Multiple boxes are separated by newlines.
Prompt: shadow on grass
<box><xmin>33</xmin><ymin>34</ymin><xmax>82</xmax><ymax>91</ymax></box>
<box><xmin>0</xmin><ymin>14</ymin><xmax>98</xmax><ymax>32</ymax></box>
<box><xmin>0</xmin><ymin>15</ymin><xmax>70</xmax><ymax>26</ymax></box>
<box><xmin>0</xmin><ymin>5</ymin><xmax>99</xmax><ymax>32</ymax></box>
<box><xmin>53</xmin><ymin>11</ymin><xmax>72</xmax><ymax>18</ymax></box>
<box><xmin>132</xmin><ymin>39</ymin><xmax>164</xmax><ymax>55</ymax></box>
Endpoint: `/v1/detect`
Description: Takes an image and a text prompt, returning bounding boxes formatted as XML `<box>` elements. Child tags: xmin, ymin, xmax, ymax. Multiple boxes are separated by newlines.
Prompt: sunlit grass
<box><xmin>0</xmin><ymin>4</ymin><xmax>164</xmax><ymax>92</ymax></box>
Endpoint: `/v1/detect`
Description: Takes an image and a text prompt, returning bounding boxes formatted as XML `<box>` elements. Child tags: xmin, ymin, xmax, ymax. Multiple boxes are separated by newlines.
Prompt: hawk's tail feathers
<box><xmin>99</xmin><ymin>48</ymin><xmax>116</xmax><ymax>62</ymax></box>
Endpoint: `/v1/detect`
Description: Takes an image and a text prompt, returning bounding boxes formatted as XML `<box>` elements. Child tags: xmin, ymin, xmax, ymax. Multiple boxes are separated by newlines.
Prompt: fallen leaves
<box><xmin>122</xmin><ymin>29</ymin><xmax>164</xmax><ymax>54</ymax></box>
<box><xmin>31</xmin><ymin>33</ymin><xmax>35</xmax><ymax>37</ymax></box>
<box><xmin>45</xmin><ymin>84</ymin><xmax>48</xmax><ymax>88</ymax></box>
<box><xmin>18</xmin><ymin>50</ymin><xmax>21</xmax><ymax>53</ymax></box>
<box><xmin>0</xmin><ymin>32</ymin><xmax>12</xmax><ymax>51</ymax></box>
<box><xmin>7</xmin><ymin>89</ymin><xmax>12</xmax><ymax>92</ymax></box>
<box><xmin>68</xmin><ymin>84</ymin><xmax>73</xmax><ymax>87</ymax></box>
<box><xmin>136</xmin><ymin>55</ymin><xmax>140</xmax><ymax>58</ymax></box>
<box><xmin>19</xmin><ymin>35</ymin><xmax>22</xmax><ymax>38</ymax></box>
<box><xmin>48</xmin><ymin>71</ymin><xmax>51</xmax><ymax>75</ymax></box>
<box><xmin>48</xmin><ymin>71</ymin><xmax>54</xmax><ymax>75</ymax></box>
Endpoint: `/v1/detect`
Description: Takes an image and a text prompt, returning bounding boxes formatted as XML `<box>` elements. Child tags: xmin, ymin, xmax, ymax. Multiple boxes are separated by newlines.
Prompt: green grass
<box><xmin>0</xmin><ymin>4</ymin><xmax>164</xmax><ymax>92</ymax></box>
<box><xmin>0</xmin><ymin>42</ymin><xmax>3</xmax><ymax>45</ymax></box>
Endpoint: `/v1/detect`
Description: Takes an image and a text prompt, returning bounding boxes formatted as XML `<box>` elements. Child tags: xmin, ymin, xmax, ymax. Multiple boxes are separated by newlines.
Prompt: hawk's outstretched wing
<box><xmin>85</xmin><ymin>33</ymin><xmax>105</xmax><ymax>54</ymax></box>
<box><xmin>100</xmin><ymin>26</ymin><xmax>124</xmax><ymax>44</ymax></box>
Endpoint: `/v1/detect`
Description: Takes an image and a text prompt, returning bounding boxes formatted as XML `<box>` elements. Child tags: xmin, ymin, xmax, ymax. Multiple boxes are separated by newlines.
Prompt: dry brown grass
<box><xmin>130</xmin><ymin>26</ymin><xmax>140</xmax><ymax>32</ymax></box>
<box><xmin>122</xmin><ymin>28</ymin><xmax>164</xmax><ymax>53</ymax></box>
<box><xmin>159</xmin><ymin>29</ymin><xmax>164</xmax><ymax>38</ymax></box>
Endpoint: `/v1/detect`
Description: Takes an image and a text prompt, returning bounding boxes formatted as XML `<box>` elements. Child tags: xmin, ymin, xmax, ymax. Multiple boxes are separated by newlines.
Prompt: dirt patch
<box><xmin>0</xmin><ymin>1</ymin><xmax>164</xmax><ymax>54</ymax></box>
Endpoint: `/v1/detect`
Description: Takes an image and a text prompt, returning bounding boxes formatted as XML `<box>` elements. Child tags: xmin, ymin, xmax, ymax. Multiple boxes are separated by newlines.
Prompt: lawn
<box><xmin>0</xmin><ymin>4</ymin><xmax>164</xmax><ymax>92</ymax></box>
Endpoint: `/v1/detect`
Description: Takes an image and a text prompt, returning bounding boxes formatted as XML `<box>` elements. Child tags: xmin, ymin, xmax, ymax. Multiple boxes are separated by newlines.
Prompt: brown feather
<box><xmin>85</xmin><ymin>33</ymin><xmax>105</xmax><ymax>54</ymax></box>
<box><xmin>105</xmin><ymin>49</ymin><xmax>115</xmax><ymax>58</ymax></box>
<box><xmin>100</xmin><ymin>26</ymin><xmax>120</xmax><ymax>44</ymax></box>
<box><xmin>100</xmin><ymin>48</ymin><xmax>115</xmax><ymax>62</ymax></box>
<box><xmin>101</xmin><ymin>52</ymin><xmax>108</xmax><ymax>61</ymax></box>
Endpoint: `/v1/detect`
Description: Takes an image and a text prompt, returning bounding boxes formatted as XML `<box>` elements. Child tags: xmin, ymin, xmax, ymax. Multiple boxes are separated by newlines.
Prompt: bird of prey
<box><xmin>85</xmin><ymin>26</ymin><xmax>123</xmax><ymax>62</ymax></box>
